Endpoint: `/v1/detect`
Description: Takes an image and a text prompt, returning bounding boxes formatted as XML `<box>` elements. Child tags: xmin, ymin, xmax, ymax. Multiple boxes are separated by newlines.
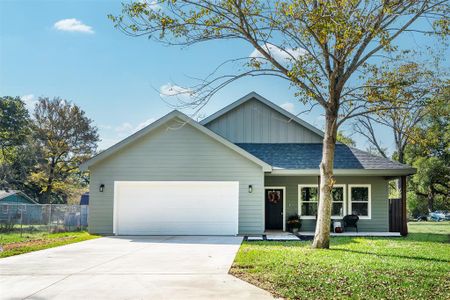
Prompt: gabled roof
<box><xmin>0</xmin><ymin>190</ymin><xmax>38</xmax><ymax>204</ymax></box>
<box><xmin>200</xmin><ymin>92</ymin><xmax>324</xmax><ymax>138</ymax></box>
<box><xmin>80</xmin><ymin>110</ymin><xmax>272</xmax><ymax>171</ymax></box>
<box><xmin>237</xmin><ymin>143</ymin><xmax>416</xmax><ymax>176</ymax></box>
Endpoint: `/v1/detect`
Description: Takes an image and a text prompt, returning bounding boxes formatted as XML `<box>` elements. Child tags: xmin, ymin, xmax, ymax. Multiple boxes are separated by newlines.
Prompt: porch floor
<box><xmin>244</xmin><ymin>231</ymin><xmax>401</xmax><ymax>241</ymax></box>
<box><xmin>300</xmin><ymin>231</ymin><xmax>401</xmax><ymax>237</ymax></box>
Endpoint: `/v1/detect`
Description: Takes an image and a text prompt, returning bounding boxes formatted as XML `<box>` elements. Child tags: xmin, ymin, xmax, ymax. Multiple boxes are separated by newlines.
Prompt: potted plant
<box><xmin>287</xmin><ymin>214</ymin><xmax>302</xmax><ymax>233</ymax></box>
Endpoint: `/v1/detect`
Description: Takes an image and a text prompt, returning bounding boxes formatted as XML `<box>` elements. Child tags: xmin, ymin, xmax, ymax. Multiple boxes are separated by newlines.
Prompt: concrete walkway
<box><xmin>0</xmin><ymin>236</ymin><xmax>274</xmax><ymax>300</ymax></box>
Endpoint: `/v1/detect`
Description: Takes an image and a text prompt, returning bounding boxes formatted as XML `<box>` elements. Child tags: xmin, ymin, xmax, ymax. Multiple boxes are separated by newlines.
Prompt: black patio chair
<box><xmin>343</xmin><ymin>215</ymin><xmax>359</xmax><ymax>232</ymax></box>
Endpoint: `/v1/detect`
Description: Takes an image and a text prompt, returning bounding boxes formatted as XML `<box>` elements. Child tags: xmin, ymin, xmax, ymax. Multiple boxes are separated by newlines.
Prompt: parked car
<box><xmin>429</xmin><ymin>211</ymin><xmax>450</xmax><ymax>221</ymax></box>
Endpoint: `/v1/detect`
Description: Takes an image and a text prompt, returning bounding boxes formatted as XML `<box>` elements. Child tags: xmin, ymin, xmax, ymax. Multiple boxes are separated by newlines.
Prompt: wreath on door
<box><xmin>268</xmin><ymin>191</ymin><xmax>281</xmax><ymax>204</ymax></box>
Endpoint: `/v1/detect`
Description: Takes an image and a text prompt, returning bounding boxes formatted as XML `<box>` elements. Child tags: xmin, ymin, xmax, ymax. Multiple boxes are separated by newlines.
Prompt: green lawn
<box><xmin>231</xmin><ymin>222</ymin><xmax>450</xmax><ymax>300</ymax></box>
<box><xmin>0</xmin><ymin>231</ymin><xmax>99</xmax><ymax>258</ymax></box>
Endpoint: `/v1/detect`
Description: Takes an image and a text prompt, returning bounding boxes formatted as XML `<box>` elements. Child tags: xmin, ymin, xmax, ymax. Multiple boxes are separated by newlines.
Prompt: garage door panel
<box><xmin>114</xmin><ymin>181</ymin><xmax>239</xmax><ymax>235</ymax></box>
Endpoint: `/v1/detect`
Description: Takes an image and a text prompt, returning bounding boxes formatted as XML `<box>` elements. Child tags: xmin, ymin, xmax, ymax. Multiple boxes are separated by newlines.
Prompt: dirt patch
<box><xmin>1</xmin><ymin>236</ymin><xmax>75</xmax><ymax>251</ymax></box>
<box><xmin>229</xmin><ymin>265</ymin><xmax>283</xmax><ymax>299</ymax></box>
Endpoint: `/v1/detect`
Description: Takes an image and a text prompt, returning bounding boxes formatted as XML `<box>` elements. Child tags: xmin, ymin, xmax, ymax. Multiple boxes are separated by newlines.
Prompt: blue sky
<box><xmin>1</xmin><ymin>0</ymin><xmax>447</xmax><ymax>152</ymax></box>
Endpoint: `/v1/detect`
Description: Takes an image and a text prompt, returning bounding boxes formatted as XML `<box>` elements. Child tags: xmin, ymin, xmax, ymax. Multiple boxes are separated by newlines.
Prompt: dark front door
<box><xmin>265</xmin><ymin>189</ymin><xmax>284</xmax><ymax>230</ymax></box>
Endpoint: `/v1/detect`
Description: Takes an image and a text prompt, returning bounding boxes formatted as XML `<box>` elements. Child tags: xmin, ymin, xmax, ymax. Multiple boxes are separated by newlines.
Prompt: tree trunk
<box><xmin>41</xmin><ymin>160</ymin><xmax>55</xmax><ymax>204</ymax></box>
<box><xmin>312</xmin><ymin>110</ymin><xmax>338</xmax><ymax>249</ymax></box>
<box><xmin>427</xmin><ymin>190</ymin><xmax>434</xmax><ymax>213</ymax></box>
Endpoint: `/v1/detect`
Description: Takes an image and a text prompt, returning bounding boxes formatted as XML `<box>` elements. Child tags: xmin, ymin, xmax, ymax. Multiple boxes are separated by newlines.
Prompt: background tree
<box><xmin>405</xmin><ymin>86</ymin><xmax>449</xmax><ymax>214</ymax></box>
<box><xmin>0</xmin><ymin>97</ymin><xmax>33</xmax><ymax>190</ymax></box>
<box><xmin>336</xmin><ymin>131</ymin><xmax>355</xmax><ymax>147</ymax></box>
<box><xmin>354</xmin><ymin>61</ymin><xmax>441</xmax><ymax>163</ymax></box>
<box><xmin>31</xmin><ymin>97</ymin><xmax>99</xmax><ymax>203</ymax></box>
<box><xmin>0</xmin><ymin>96</ymin><xmax>30</xmax><ymax>161</ymax></box>
<box><xmin>110</xmin><ymin>0</ymin><xmax>449</xmax><ymax>248</ymax></box>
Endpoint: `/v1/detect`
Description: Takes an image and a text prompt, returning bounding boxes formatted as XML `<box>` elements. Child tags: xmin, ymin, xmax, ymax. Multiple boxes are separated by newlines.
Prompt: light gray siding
<box><xmin>265</xmin><ymin>176</ymin><xmax>389</xmax><ymax>232</ymax></box>
<box><xmin>89</xmin><ymin>117</ymin><xmax>265</xmax><ymax>235</ymax></box>
<box><xmin>205</xmin><ymin>98</ymin><xmax>323</xmax><ymax>143</ymax></box>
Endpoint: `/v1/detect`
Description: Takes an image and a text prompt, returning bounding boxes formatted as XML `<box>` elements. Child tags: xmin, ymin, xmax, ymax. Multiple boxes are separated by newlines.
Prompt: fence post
<box><xmin>20</xmin><ymin>206</ymin><xmax>23</xmax><ymax>237</ymax></box>
<box><xmin>49</xmin><ymin>204</ymin><xmax>53</xmax><ymax>233</ymax></box>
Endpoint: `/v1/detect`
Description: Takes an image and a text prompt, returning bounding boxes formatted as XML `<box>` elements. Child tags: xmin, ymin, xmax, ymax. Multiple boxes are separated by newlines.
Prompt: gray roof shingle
<box><xmin>236</xmin><ymin>143</ymin><xmax>412</xmax><ymax>170</ymax></box>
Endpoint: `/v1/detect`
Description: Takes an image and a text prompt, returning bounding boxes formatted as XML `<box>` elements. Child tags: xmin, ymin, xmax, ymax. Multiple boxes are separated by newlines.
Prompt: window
<box><xmin>298</xmin><ymin>184</ymin><xmax>346</xmax><ymax>219</ymax></box>
<box><xmin>348</xmin><ymin>184</ymin><xmax>371</xmax><ymax>219</ymax></box>
<box><xmin>331</xmin><ymin>185</ymin><xmax>346</xmax><ymax>218</ymax></box>
<box><xmin>298</xmin><ymin>185</ymin><xmax>318</xmax><ymax>219</ymax></box>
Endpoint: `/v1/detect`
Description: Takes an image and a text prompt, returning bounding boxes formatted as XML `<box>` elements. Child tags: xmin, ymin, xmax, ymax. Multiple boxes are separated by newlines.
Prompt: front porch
<box><xmin>298</xmin><ymin>231</ymin><xmax>401</xmax><ymax>237</ymax></box>
<box><xmin>245</xmin><ymin>230</ymin><xmax>401</xmax><ymax>241</ymax></box>
<box><xmin>263</xmin><ymin>175</ymin><xmax>408</xmax><ymax>236</ymax></box>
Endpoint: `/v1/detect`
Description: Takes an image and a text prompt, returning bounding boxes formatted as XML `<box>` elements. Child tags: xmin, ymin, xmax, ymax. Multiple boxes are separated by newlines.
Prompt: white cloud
<box><xmin>280</xmin><ymin>102</ymin><xmax>295</xmax><ymax>113</ymax></box>
<box><xmin>99</xmin><ymin>124</ymin><xmax>112</xmax><ymax>130</ymax></box>
<box><xmin>159</xmin><ymin>83</ymin><xmax>194</xmax><ymax>98</ymax></box>
<box><xmin>54</xmin><ymin>18</ymin><xmax>94</xmax><ymax>34</ymax></box>
<box><xmin>139</xmin><ymin>0</ymin><xmax>162</xmax><ymax>10</ymax></box>
<box><xmin>135</xmin><ymin>118</ymin><xmax>156</xmax><ymax>132</ymax></box>
<box><xmin>250</xmin><ymin>43</ymin><xmax>307</xmax><ymax>65</ymax></box>
<box><xmin>115</xmin><ymin>122</ymin><xmax>134</xmax><ymax>134</ymax></box>
<box><xmin>313</xmin><ymin>115</ymin><xmax>325</xmax><ymax>129</ymax></box>
<box><xmin>21</xmin><ymin>94</ymin><xmax>37</xmax><ymax>112</ymax></box>
<box><xmin>114</xmin><ymin>117</ymin><xmax>157</xmax><ymax>137</ymax></box>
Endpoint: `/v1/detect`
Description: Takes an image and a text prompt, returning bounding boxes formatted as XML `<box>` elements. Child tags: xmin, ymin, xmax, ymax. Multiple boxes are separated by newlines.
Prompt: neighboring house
<box><xmin>0</xmin><ymin>190</ymin><xmax>40</xmax><ymax>224</ymax></box>
<box><xmin>0</xmin><ymin>190</ymin><xmax>38</xmax><ymax>204</ymax></box>
<box><xmin>81</xmin><ymin>92</ymin><xmax>415</xmax><ymax>236</ymax></box>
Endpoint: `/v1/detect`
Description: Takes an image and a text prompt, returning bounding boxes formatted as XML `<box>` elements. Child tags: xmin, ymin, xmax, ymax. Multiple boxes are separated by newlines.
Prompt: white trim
<box><xmin>297</xmin><ymin>184</ymin><xmax>347</xmax><ymax>220</ymax></box>
<box><xmin>264</xmin><ymin>186</ymin><xmax>286</xmax><ymax>231</ymax></box>
<box><xmin>298</xmin><ymin>184</ymin><xmax>319</xmax><ymax>220</ymax></box>
<box><xmin>331</xmin><ymin>184</ymin><xmax>346</xmax><ymax>219</ymax></box>
<box><xmin>348</xmin><ymin>184</ymin><xmax>372</xmax><ymax>220</ymax></box>
<box><xmin>113</xmin><ymin>181</ymin><xmax>118</xmax><ymax>235</ymax></box>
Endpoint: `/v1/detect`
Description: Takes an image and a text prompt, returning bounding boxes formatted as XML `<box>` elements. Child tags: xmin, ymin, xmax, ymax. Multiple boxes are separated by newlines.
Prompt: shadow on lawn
<box><xmin>329</xmin><ymin>247</ymin><xmax>450</xmax><ymax>263</ymax></box>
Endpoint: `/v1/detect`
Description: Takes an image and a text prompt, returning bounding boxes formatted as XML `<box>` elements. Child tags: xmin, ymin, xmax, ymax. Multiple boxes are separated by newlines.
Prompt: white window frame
<box><xmin>298</xmin><ymin>184</ymin><xmax>319</xmax><ymax>219</ymax></box>
<box><xmin>331</xmin><ymin>184</ymin><xmax>346</xmax><ymax>219</ymax></box>
<box><xmin>298</xmin><ymin>184</ymin><xmax>347</xmax><ymax>220</ymax></box>
<box><xmin>348</xmin><ymin>184</ymin><xmax>371</xmax><ymax>219</ymax></box>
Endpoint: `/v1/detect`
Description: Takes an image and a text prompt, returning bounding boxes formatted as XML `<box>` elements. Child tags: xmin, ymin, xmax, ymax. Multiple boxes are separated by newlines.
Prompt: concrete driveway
<box><xmin>0</xmin><ymin>236</ymin><xmax>274</xmax><ymax>300</ymax></box>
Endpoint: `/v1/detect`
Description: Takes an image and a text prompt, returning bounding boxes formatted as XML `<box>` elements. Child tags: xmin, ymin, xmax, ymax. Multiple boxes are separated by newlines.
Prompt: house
<box><xmin>80</xmin><ymin>92</ymin><xmax>415</xmax><ymax>236</ymax></box>
<box><xmin>0</xmin><ymin>190</ymin><xmax>38</xmax><ymax>204</ymax></box>
<box><xmin>0</xmin><ymin>190</ymin><xmax>41</xmax><ymax>225</ymax></box>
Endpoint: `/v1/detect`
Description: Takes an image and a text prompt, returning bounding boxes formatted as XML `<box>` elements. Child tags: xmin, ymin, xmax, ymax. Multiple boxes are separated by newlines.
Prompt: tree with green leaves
<box><xmin>0</xmin><ymin>96</ymin><xmax>30</xmax><ymax>160</ymax></box>
<box><xmin>336</xmin><ymin>130</ymin><xmax>356</xmax><ymax>147</ymax></box>
<box><xmin>0</xmin><ymin>96</ymin><xmax>32</xmax><ymax>190</ymax></box>
<box><xmin>354</xmin><ymin>61</ymin><xmax>441</xmax><ymax>163</ymax></box>
<box><xmin>110</xmin><ymin>0</ymin><xmax>449</xmax><ymax>248</ymax></box>
<box><xmin>405</xmin><ymin>85</ymin><xmax>449</xmax><ymax>213</ymax></box>
<box><xmin>31</xmin><ymin>97</ymin><xmax>99</xmax><ymax>203</ymax></box>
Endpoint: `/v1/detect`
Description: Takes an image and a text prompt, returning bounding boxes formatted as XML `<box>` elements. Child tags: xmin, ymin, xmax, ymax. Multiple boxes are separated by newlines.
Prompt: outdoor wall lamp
<box><xmin>248</xmin><ymin>185</ymin><xmax>253</xmax><ymax>193</ymax></box>
<box><xmin>99</xmin><ymin>184</ymin><xmax>105</xmax><ymax>192</ymax></box>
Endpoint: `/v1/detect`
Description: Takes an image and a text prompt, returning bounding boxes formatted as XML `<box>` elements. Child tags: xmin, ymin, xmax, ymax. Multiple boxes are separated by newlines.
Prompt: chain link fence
<box><xmin>0</xmin><ymin>204</ymin><xmax>88</xmax><ymax>233</ymax></box>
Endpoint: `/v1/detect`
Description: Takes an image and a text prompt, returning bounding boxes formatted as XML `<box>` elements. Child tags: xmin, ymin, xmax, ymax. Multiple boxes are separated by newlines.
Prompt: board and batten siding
<box><xmin>88</xmin><ymin>117</ymin><xmax>265</xmax><ymax>235</ymax></box>
<box><xmin>205</xmin><ymin>98</ymin><xmax>323</xmax><ymax>143</ymax></box>
<box><xmin>265</xmin><ymin>176</ymin><xmax>389</xmax><ymax>232</ymax></box>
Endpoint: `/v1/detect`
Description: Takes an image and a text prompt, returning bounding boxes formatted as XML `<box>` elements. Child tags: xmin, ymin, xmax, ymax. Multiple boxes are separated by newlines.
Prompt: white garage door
<box><xmin>114</xmin><ymin>181</ymin><xmax>239</xmax><ymax>235</ymax></box>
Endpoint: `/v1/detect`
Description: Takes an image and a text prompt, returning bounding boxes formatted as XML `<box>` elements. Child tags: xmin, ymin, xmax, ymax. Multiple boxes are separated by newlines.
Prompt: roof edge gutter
<box><xmin>268</xmin><ymin>168</ymin><xmax>417</xmax><ymax>176</ymax></box>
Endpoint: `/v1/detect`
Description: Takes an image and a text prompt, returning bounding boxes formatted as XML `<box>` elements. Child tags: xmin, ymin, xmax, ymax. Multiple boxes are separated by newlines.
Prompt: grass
<box><xmin>0</xmin><ymin>230</ymin><xmax>99</xmax><ymax>258</ymax></box>
<box><xmin>231</xmin><ymin>222</ymin><xmax>450</xmax><ymax>300</ymax></box>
